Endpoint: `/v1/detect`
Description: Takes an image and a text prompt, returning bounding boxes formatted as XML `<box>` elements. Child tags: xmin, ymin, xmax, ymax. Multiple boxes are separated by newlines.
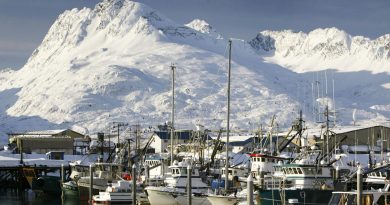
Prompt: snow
<box><xmin>0</xmin><ymin>0</ymin><xmax>390</xmax><ymax>144</ymax></box>
<box><xmin>0</xmin><ymin>150</ymin><xmax>86</xmax><ymax>167</ymax></box>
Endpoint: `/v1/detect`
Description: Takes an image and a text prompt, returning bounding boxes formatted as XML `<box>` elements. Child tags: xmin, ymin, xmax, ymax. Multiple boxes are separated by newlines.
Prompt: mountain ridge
<box><xmin>250</xmin><ymin>27</ymin><xmax>390</xmax><ymax>73</ymax></box>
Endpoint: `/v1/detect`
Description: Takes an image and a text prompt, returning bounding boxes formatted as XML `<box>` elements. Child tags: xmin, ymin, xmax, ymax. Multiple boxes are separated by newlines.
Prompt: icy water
<box><xmin>0</xmin><ymin>189</ymin><xmax>88</xmax><ymax>205</ymax></box>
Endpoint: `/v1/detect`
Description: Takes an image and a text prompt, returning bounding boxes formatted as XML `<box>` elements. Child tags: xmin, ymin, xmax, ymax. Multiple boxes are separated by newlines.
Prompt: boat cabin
<box><xmin>169</xmin><ymin>164</ymin><xmax>199</xmax><ymax>177</ymax></box>
<box><xmin>144</xmin><ymin>154</ymin><xmax>165</xmax><ymax>178</ymax></box>
<box><xmin>221</xmin><ymin>167</ymin><xmax>247</xmax><ymax>181</ymax></box>
<box><xmin>93</xmin><ymin>163</ymin><xmax>123</xmax><ymax>181</ymax></box>
<box><xmin>276</xmin><ymin>164</ymin><xmax>334</xmax><ymax>190</ymax></box>
<box><xmin>250</xmin><ymin>153</ymin><xmax>288</xmax><ymax>179</ymax></box>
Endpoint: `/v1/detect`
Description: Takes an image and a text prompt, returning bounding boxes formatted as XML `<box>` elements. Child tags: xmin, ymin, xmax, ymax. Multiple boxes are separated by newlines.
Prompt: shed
<box><xmin>8</xmin><ymin>129</ymin><xmax>87</xmax><ymax>155</ymax></box>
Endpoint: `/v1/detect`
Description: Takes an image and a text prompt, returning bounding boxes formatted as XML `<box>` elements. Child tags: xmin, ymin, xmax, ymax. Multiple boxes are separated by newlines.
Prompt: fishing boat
<box><xmin>77</xmin><ymin>162</ymin><xmax>123</xmax><ymax>201</ymax></box>
<box><xmin>329</xmin><ymin>164</ymin><xmax>390</xmax><ymax>204</ymax></box>
<box><xmin>256</xmin><ymin>159</ymin><xmax>334</xmax><ymax>205</ymax></box>
<box><xmin>206</xmin><ymin>195</ymin><xmax>244</xmax><ymax>205</ymax></box>
<box><xmin>92</xmin><ymin>180</ymin><xmax>133</xmax><ymax>204</ymax></box>
<box><xmin>22</xmin><ymin>167</ymin><xmax>62</xmax><ymax>196</ymax></box>
<box><xmin>145</xmin><ymin>157</ymin><xmax>211</xmax><ymax>205</ymax></box>
<box><xmin>142</xmin><ymin>154</ymin><xmax>166</xmax><ymax>186</ymax></box>
<box><xmin>62</xmin><ymin>162</ymin><xmax>90</xmax><ymax>196</ymax></box>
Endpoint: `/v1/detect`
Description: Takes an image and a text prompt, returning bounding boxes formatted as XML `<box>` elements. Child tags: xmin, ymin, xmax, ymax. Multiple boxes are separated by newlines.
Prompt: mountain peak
<box><xmin>186</xmin><ymin>19</ymin><xmax>222</xmax><ymax>39</ymax></box>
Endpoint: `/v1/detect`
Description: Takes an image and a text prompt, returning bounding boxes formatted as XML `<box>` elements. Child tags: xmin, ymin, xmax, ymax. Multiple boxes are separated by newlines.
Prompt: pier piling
<box><xmin>89</xmin><ymin>164</ymin><xmax>94</xmax><ymax>204</ymax></box>
<box><xmin>187</xmin><ymin>165</ymin><xmax>192</xmax><ymax>205</ymax></box>
<box><xmin>132</xmin><ymin>164</ymin><xmax>137</xmax><ymax>204</ymax></box>
<box><xmin>61</xmin><ymin>164</ymin><xmax>65</xmax><ymax>183</ymax></box>
<box><xmin>247</xmin><ymin>174</ymin><xmax>253</xmax><ymax>205</ymax></box>
<box><xmin>357</xmin><ymin>165</ymin><xmax>362</xmax><ymax>205</ymax></box>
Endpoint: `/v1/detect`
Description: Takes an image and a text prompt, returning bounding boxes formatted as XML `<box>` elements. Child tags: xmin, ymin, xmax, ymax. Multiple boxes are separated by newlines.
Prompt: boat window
<box><xmin>261</xmin><ymin>158</ymin><xmax>265</xmax><ymax>162</ymax></box>
<box><xmin>252</xmin><ymin>172</ymin><xmax>256</xmax><ymax>177</ymax></box>
<box><xmin>289</xmin><ymin>168</ymin><xmax>294</xmax><ymax>174</ymax></box>
<box><xmin>292</xmin><ymin>168</ymin><xmax>298</xmax><ymax>174</ymax></box>
<box><xmin>284</xmin><ymin>168</ymin><xmax>289</xmax><ymax>174</ymax></box>
<box><xmin>181</xmin><ymin>168</ymin><xmax>187</xmax><ymax>175</ymax></box>
<box><xmin>305</xmin><ymin>168</ymin><xmax>315</xmax><ymax>175</ymax></box>
<box><xmin>297</xmin><ymin>168</ymin><xmax>303</xmax><ymax>174</ymax></box>
<box><xmin>282</xmin><ymin>168</ymin><xmax>287</xmax><ymax>174</ymax></box>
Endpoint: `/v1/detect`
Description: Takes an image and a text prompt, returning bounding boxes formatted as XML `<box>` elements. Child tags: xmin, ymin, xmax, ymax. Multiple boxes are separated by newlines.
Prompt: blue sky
<box><xmin>1</xmin><ymin>0</ymin><xmax>390</xmax><ymax>69</ymax></box>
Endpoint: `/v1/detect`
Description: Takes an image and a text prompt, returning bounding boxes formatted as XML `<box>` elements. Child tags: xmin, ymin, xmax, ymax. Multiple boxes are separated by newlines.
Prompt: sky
<box><xmin>1</xmin><ymin>0</ymin><xmax>390</xmax><ymax>69</ymax></box>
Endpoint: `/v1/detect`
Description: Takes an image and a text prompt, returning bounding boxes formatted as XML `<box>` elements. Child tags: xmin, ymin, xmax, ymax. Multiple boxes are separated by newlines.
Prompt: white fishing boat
<box><xmin>206</xmin><ymin>195</ymin><xmax>243</xmax><ymax>205</ymax></box>
<box><xmin>145</xmin><ymin>158</ymin><xmax>211</xmax><ymax>205</ymax></box>
<box><xmin>92</xmin><ymin>180</ymin><xmax>133</xmax><ymax>204</ymax></box>
<box><xmin>142</xmin><ymin>154</ymin><xmax>166</xmax><ymax>186</ymax></box>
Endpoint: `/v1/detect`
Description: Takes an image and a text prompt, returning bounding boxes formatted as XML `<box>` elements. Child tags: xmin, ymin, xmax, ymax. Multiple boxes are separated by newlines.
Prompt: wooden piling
<box><xmin>89</xmin><ymin>164</ymin><xmax>94</xmax><ymax>204</ymax></box>
<box><xmin>132</xmin><ymin>164</ymin><xmax>137</xmax><ymax>204</ymax></box>
<box><xmin>187</xmin><ymin>165</ymin><xmax>192</xmax><ymax>205</ymax></box>
<box><xmin>357</xmin><ymin>165</ymin><xmax>362</xmax><ymax>205</ymax></box>
<box><xmin>247</xmin><ymin>174</ymin><xmax>254</xmax><ymax>205</ymax></box>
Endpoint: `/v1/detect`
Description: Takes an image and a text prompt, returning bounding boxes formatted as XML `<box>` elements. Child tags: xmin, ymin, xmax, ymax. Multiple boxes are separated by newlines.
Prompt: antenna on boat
<box><xmin>225</xmin><ymin>39</ymin><xmax>232</xmax><ymax>191</ymax></box>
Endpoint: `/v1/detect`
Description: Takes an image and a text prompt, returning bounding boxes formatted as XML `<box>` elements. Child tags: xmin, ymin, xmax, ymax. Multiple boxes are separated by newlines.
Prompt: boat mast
<box><xmin>171</xmin><ymin>64</ymin><xmax>175</xmax><ymax>166</ymax></box>
<box><xmin>225</xmin><ymin>39</ymin><xmax>232</xmax><ymax>191</ymax></box>
<box><xmin>325</xmin><ymin>105</ymin><xmax>330</xmax><ymax>163</ymax></box>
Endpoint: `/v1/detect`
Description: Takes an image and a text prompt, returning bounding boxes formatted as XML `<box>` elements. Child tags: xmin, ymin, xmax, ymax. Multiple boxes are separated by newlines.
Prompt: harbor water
<box><xmin>0</xmin><ymin>189</ymin><xmax>89</xmax><ymax>205</ymax></box>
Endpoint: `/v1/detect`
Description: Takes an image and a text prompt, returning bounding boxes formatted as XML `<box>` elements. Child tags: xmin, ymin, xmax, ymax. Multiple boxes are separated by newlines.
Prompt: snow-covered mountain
<box><xmin>250</xmin><ymin>28</ymin><xmax>390</xmax><ymax>73</ymax></box>
<box><xmin>0</xmin><ymin>0</ymin><xmax>390</xmax><ymax>142</ymax></box>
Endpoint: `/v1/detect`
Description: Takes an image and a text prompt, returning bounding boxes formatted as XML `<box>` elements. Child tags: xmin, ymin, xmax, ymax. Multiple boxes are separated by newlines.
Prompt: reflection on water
<box><xmin>0</xmin><ymin>189</ymin><xmax>89</xmax><ymax>205</ymax></box>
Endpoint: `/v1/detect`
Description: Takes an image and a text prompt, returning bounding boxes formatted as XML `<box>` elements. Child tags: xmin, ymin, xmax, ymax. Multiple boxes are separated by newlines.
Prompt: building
<box><xmin>149</xmin><ymin>130</ymin><xmax>211</xmax><ymax>153</ymax></box>
<box><xmin>8</xmin><ymin>129</ymin><xmax>88</xmax><ymax>155</ymax></box>
<box><xmin>220</xmin><ymin>135</ymin><xmax>286</xmax><ymax>154</ymax></box>
<box><xmin>332</xmin><ymin>125</ymin><xmax>390</xmax><ymax>149</ymax></box>
<box><xmin>285</xmin><ymin>125</ymin><xmax>390</xmax><ymax>151</ymax></box>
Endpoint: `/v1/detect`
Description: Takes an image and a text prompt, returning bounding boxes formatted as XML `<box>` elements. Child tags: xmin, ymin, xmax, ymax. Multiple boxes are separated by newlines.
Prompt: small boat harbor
<box><xmin>2</xmin><ymin>116</ymin><xmax>390</xmax><ymax>205</ymax></box>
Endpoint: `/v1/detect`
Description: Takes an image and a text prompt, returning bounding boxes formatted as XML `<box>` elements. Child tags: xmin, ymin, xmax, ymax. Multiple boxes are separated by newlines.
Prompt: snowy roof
<box><xmin>279</xmin><ymin>125</ymin><xmax>390</xmax><ymax>138</ymax></box>
<box><xmin>153</xmin><ymin>130</ymin><xmax>212</xmax><ymax>140</ymax></box>
<box><xmin>8</xmin><ymin>128</ymin><xmax>85</xmax><ymax>136</ymax></box>
<box><xmin>219</xmin><ymin>135</ymin><xmax>280</xmax><ymax>147</ymax></box>
<box><xmin>9</xmin><ymin>129</ymin><xmax>67</xmax><ymax>135</ymax></box>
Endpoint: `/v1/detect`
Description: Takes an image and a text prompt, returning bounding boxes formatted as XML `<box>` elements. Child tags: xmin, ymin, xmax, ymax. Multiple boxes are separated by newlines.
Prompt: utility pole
<box><xmin>113</xmin><ymin>122</ymin><xmax>127</xmax><ymax>150</ymax></box>
<box><xmin>134</xmin><ymin>124</ymin><xmax>141</xmax><ymax>155</ymax></box>
<box><xmin>170</xmin><ymin>64</ymin><xmax>175</xmax><ymax>166</ymax></box>
<box><xmin>225</xmin><ymin>39</ymin><xmax>232</xmax><ymax>191</ymax></box>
